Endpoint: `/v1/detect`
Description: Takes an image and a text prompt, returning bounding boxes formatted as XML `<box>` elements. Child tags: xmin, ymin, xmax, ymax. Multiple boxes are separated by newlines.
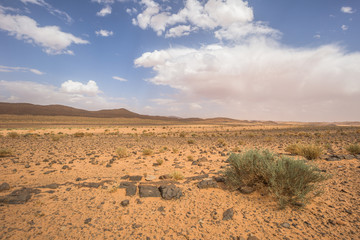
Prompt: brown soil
<box><xmin>0</xmin><ymin>124</ymin><xmax>359</xmax><ymax>239</ymax></box>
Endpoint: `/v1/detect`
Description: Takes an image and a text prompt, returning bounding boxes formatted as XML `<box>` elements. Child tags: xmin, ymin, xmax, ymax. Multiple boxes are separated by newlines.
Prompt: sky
<box><xmin>0</xmin><ymin>0</ymin><xmax>359</xmax><ymax>122</ymax></box>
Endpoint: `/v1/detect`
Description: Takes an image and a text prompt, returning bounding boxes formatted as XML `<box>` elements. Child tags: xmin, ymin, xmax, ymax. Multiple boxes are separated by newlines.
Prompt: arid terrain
<box><xmin>0</xmin><ymin>114</ymin><xmax>359</xmax><ymax>239</ymax></box>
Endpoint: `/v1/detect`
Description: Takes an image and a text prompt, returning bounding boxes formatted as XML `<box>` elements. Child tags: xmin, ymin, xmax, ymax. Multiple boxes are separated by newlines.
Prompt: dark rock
<box><xmin>0</xmin><ymin>188</ymin><xmax>40</xmax><ymax>204</ymax></box>
<box><xmin>138</xmin><ymin>185</ymin><xmax>161</xmax><ymax>198</ymax></box>
<box><xmin>119</xmin><ymin>182</ymin><xmax>137</xmax><ymax>196</ymax></box>
<box><xmin>159</xmin><ymin>174</ymin><xmax>172</xmax><ymax>180</ymax></box>
<box><xmin>80</xmin><ymin>180</ymin><xmax>113</xmax><ymax>188</ymax></box>
<box><xmin>0</xmin><ymin>182</ymin><xmax>10</xmax><ymax>192</ymax></box>
<box><xmin>43</xmin><ymin>170</ymin><xmax>56</xmax><ymax>174</ymax></box>
<box><xmin>129</xmin><ymin>175</ymin><xmax>143</xmax><ymax>182</ymax></box>
<box><xmin>186</xmin><ymin>174</ymin><xmax>209</xmax><ymax>181</ymax></box>
<box><xmin>197</xmin><ymin>179</ymin><xmax>218</xmax><ymax>189</ymax></box>
<box><xmin>214</xmin><ymin>177</ymin><xmax>225</xmax><ymax>182</ymax></box>
<box><xmin>121</xmin><ymin>200</ymin><xmax>129</xmax><ymax>207</ymax></box>
<box><xmin>105</xmin><ymin>164</ymin><xmax>112</xmax><ymax>168</ymax></box>
<box><xmin>158</xmin><ymin>206</ymin><xmax>165</xmax><ymax>212</ymax></box>
<box><xmin>223</xmin><ymin>208</ymin><xmax>234</xmax><ymax>220</ymax></box>
<box><xmin>121</xmin><ymin>175</ymin><xmax>130</xmax><ymax>180</ymax></box>
<box><xmin>62</xmin><ymin>165</ymin><xmax>70</xmax><ymax>170</ymax></box>
<box><xmin>239</xmin><ymin>186</ymin><xmax>255</xmax><ymax>194</ymax></box>
<box><xmin>84</xmin><ymin>218</ymin><xmax>92</xmax><ymax>224</ymax></box>
<box><xmin>325</xmin><ymin>155</ymin><xmax>342</xmax><ymax>161</ymax></box>
<box><xmin>159</xmin><ymin>185</ymin><xmax>183</xmax><ymax>200</ymax></box>
<box><xmin>247</xmin><ymin>236</ymin><xmax>259</xmax><ymax>240</ymax></box>
<box><xmin>75</xmin><ymin>177</ymin><xmax>82</xmax><ymax>181</ymax></box>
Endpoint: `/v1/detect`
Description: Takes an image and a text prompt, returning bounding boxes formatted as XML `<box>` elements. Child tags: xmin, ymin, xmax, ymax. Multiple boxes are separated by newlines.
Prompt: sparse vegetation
<box><xmin>0</xmin><ymin>148</ymin><xmax>13</xmax><ymax>158</ymax></box>
<box><xmin>156</xmin><ymin>158</ymin><xmax>164</xmax><ymax>165</ymax></box>
<box><xmin>116</xmin><ymin>147</ymin><xmax>129</xmax><ymax>158</ymax></box>
<box><xmin>187</xmin><ymin>139</ymin><xmax>195</xmax><ymax>144</ymax></box>
<box><xmin>346</xmin><ymin>144</ymin><xmax>360</xmax><ymax>155</ymax></box>
<box><xmin>171</xmin><ymin>171</ymin><xmax>184</xmax><ymax>180</ymax></box>
<box><xmin>225</xmin><ymin>149</ymin><xmax>328</xmax><ymax>208</ymax></box>
<box><xmin>285</xmin><ymin>144</ymin><xmax>322</xmax><ymax>160</ymax></box>
<box><xmin>7</xmin><ymin>132</ymin><xmax>19</xmax><ymax>138</ymax></box>
<box><xmin>73</xmin><ymin>132</ymin><xmax>85</xmax><ymax>137</ymax></box>
<box><xmin>142</xmin><ymin>148</ymin><xmax>153</xmax><ymax>156</ymax></box>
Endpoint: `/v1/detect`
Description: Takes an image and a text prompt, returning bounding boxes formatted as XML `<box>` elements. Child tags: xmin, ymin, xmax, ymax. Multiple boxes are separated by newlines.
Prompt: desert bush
<box><xmin>0</xmin><ymin>148</ymin><xmax>12</xmax><ymax>158</ymax></box>
<box><xmin>225</xmin><ymin>149</ymin><xmax>328</xmax><ymax>208</ymax></box>
<box><xmin>142</xmin><ymin>148</ymin><xmax>153</xmax><ymax>156</ymax></box>
<box><xmin>156</xmin><ymin>159</ymin><xmax>164</xmax><ymax>165</ymax></box>
<box><xmin>217</xmin><ymin>138</ymin><xmax>227</xmax><ymax>147</ymax></box>
<box><xmin>7</xmin><ymin>132</ymin><xmax>19</xmax><ymax>138</ymax></box>
<box><xmin>116</xmin><ymin>147</ymin><xmax>129</xmax><ymax>158</ymax></box>
<box><xmin>73</xmin><ymin>132</ymin><xmax>85</xmax><ymax>137</ymax></box>
<box><xmin>346</xmin><ymin>144</ymin><xmax>360</xmax><ymax>155</ymax></box>
<box><xmin>187</xmin><ymin>155</ymin><xmax>194</xmax><ymax>161</ymax></box>
<box><xmin>170</xmin><ymin>171</ymin><xmax>184</xmax><ymax>180</ymax></box>
<box><xmin>187</xmin><ymin>139</ymin><xmax>195</xmax><ymax>144</ymax></box>
<box><xmin>51</xmin><ymin>134</ymin><xmax>62</xmax><ymax>141</ymax></box>
<box><xmin>285</xmin><ymin>144</ymin><xmax>322</xmax><ymax>160</ymax></box>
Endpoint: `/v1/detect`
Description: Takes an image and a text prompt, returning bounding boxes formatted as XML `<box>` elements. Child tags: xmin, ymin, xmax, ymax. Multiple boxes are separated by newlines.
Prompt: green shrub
<box><xmin>0</xmin><ymin>148</ymin><xmax>12</xmax><ymax>158</ymax></box>
<box><xmin>346</xmin><ymin>144</ymin><xmax>360</xmax><ymax>155</ymax></box>
<box><xmin>116</xmin><ymin>147</ymin><xmax>129</xmax><ymax>158</ymax></box>
<box><xmin>225</xmin><ymin>149</ymin><xmax>328</xmax><ymax>208</ymax></box>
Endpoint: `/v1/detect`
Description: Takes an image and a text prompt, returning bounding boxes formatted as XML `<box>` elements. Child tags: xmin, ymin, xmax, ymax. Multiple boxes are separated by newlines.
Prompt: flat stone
<box><xmin>281</xmin><ymin>222</ymin><xmax>290</xmax><ymax>228</ymax></box>
<box><xmin>0</xmin><ymin>182</ymin><xmax>10</xmax><ymax>192</ymax></box>
<box><xmin>223</xmin><ymin>208</ymin><xmax>234</xmax><ymax>220</ymax></box>
<box><xmin>40</xmin><ymin>183</ymin><xmax>59</xmax><ymax>189</ymax></box>
<box><xmin>0</xmin><ymin>188</ymin><xmax>40</xmax><ymax>204</ymax></box>
<box><xmin>138</xmin><ymin>185</ymin><xmax>161</xmax><ymax>198</ymax></box>
<box><xmin>84</xmin><ymin>218</ymin><xmax>92</xmax><ymax>224</ymax></box>
<box><xmin>129</xmin><ymin>175</ymin><xmax>143</xmax><ymax>182</ymax></box>
<box><xmin>159</xmin><ymin>174</ymin><xmax>172</xmax><ymax>180</ymax></box>
<box><xmin>121</xmin><ymin>200</ymin><xmax>129</xmax><ymax>207</ymax></box>
<box><xmin>197</xmin><ymin>179</ymin><xmax>218</xmax><ymax>189</ymax></box>
<box><xmin>159</xmin><ymin>185</ymin><xmax>183</xmax><ymax>200</ymax></box>
<box><xmin>119</xmin><ymin>182</ymin><xmax>137</xmax><ymax>196</ymax></box>
<box><xmin>145</xmin><ymin>175</ymin><xmax>156</xmax><ymax>181</ymax></box>
<box><xmin>186</xmin><ymin>174</ymin><xmax>209</xmax><ymax>181</ymax></box>
<box><xmin>239</xmin><ymin>186</ymin><xmax>255</xmax><ymax>194</ymax></box>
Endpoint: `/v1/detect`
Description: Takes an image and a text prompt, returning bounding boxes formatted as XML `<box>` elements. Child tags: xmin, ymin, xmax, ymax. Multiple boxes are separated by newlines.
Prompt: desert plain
<box><xmin>0</xmin><ymin>116</ymin><xmax>359</xmax><ymax>240</ymax></box>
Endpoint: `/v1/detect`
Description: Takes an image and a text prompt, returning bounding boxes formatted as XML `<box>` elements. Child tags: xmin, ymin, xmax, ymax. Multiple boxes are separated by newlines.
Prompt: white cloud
<box><xmin>135</xmin><ymin>40</ymin><xmax>360</xmax><ymax>121</ymax></box>
<box><xmin>132</xmin><ymin>0</ymin><xmax>269</xmax><ymax>39</ymax></box>
<box><xmin>60</xmin><ymin>80</ymin><xmax>100</xmax><ymax>96</ymax></box>
<box><xmin>0</xmin><ymin>10</ymin><xmax>89</xmax><ymax>55</ymax></box>
<box><xmin>95</xmin><ymin>29</ymin><xmax>114</xmax><ymax>37</ymax></box>
<box><xmin>341</xmin><ymin>6</ymin><xmax>355</xmax><ymax>14</ymax></box>
<box><xmin>96</xmin><ymin>5</ymin><xmax>112</xmax><ymax>17</ymax></box>
<box><xmin>313</xmin><ymin>34</ymin><xmax>320</xmax><ymax>39</ymax></box>
<box><xmin>0</xmin><ymin>65</ymin><xmax>44</xmax><ymax>75</ymax></box>
<box><xmin>112</xmin><ymin>76</ymin><xmax>127</xmax><ymax>81</ymax></box>
<box><xmin>20</xmin><ymin>0</ymin><xmax>73</xmax><ymax>24</ymax></box>
<box><xmin>0</xmin><ymin>80</ymin><xmax>123</xmax><ymax>110</ymax></box>
<box><xmin>341</xmin><ymin>25</ymin><xmax>349</xmax><ymax>31</ymax></box>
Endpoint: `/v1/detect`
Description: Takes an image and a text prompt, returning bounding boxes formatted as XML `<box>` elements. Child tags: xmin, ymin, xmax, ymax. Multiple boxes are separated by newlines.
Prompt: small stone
<box><xmin>121</xmin><ymin>200</ymin><xmax>129</xmax><ymax>207</ymax></box>
<box><xmin>223</xmin><ymin>208</ymin><xmax>234</xmax><ymax>220</ymax></box>
<box><xmin>129</xmin><ymin>175</ymin><xmax>143</xmax><ymax>181</ymax></box>
<box><xmin>84</xmin><ymin>218</ymin><xmax>92</xmax><ymax>224</ymax></box>
<box><xmin>75</xmin><ymin>177</ymin><xmax>82</xmax><ymax>181</ymax></box>
<box><xmin>25</xmin><ymin>164</ymin><xmax>30</xmax><ymax>168</ymax></box>
<box><xmin>105</xmin><ymin>164</ymin><xmax>112</xmax><ymax>168</ymax></box>
<box><xmin>62</xmin><ymin>165</ymin><xmax>70</xmax><ymax>170</ymax></box>
<box><xmin>239</xmin><ymin>186</ymin><xmax>255</xmax><ymax>194</ymax></box>
<box><xmin>0</xmin><ymin>182</ymin><xmax>10</xmax><ymax>192</ymax></box>
<box><xmin>197</xmin><ymin>179</ymin><xmax>218</xmax><ymax>189</ymax></box>
<box><xmin>281</xmin><ymin>222</ymin><xmax>290</xmax><ymax>228</ymax></box>
<box><xmin>247</xmin><ymin>236</ymin><xmax>259</xmax><ymax>240</ymax></box>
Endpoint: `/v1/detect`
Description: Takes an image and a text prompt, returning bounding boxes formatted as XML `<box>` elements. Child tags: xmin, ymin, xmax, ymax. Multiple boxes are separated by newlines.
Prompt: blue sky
<box><xmin>0</xmin><ymin>0</ymin><xmax>359</xmax><ymax>121</ymax></box>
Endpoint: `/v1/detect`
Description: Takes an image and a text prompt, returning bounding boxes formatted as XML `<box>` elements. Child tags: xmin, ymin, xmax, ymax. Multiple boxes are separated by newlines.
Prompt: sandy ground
<box><xmin>0</xmin><ymin>124</ymin><xmax>359</xmax><ymax>240</ymax></box>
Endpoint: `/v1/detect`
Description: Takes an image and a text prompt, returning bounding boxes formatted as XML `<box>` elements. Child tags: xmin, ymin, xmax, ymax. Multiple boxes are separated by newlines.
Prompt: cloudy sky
<box><xmin>0</xmin><ymin>0</ymin><xmax>359</xmax><ymax>121</ymax></box>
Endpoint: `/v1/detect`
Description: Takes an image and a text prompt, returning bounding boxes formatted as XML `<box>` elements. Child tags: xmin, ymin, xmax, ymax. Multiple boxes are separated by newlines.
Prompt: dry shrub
<box><xmin>346</xmin><ymin>144</ymin><xmax>360</xmax><ymax>155</ymax></box>
<box><xmin>170</xmin><ymin>171</ymin><xmax>184</xmax><ymax>180</ymax></box>
<box><xmin>225</xmin><ymin>149</ymin><xmax>328</xmax><ymax>208</ymax></box>
<box><xmin>73</xmin><ymin>132</ymin><xmax>85</xmax><ymax>137</ymax></box>
<box><xmin>116</xmin><ymin>147</ymin><xmax>129</xmax><ymax>158</ymax></box>
<box><xmin>0</xmin><ymin>148</ymin><xmax>12</xmax><ymax>158</ymax></box>
<box><xmin>142</xmin><ymin>148</ymin><xmax>153</xmax><ymax>156</ymax></box>
<box><xmin>285</xmin><ymin>144</ymin><xmax>322</xmax><ymax>160</ymax></box>
<box><xmin>7</xmin><ymin>132</ymin><xmax>19</xmax><ymax>138</ymax></box>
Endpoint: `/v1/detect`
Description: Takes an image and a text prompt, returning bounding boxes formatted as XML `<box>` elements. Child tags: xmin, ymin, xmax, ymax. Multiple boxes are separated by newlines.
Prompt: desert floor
<box><xmin>0</xmin><ymin>124</ymin><xmax>359</xmax><ymax>240</ymax></box>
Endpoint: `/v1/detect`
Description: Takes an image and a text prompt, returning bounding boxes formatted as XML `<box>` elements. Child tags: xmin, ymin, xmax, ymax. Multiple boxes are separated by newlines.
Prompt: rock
<box><xmin>0</xmin><ymin>182</ymin><xmax>10</xmax><ymax>192</ymax></box>
<box><xmin>281</xmin><ymin>222</ymin><xmax>290</xmax><ymax>228</ymax></box>
<box><xmin>24</xmin><ymin>163</ymin><xmax>30</xmax><ymax>168</ymax></box>
<box><xmin>129</xmin><ymin>175</ymin><xmax>143</xmax><ymax>182</ymax></box>
<box><xmin>223</xmin><ymin>208</ymin><xmax>234</xmax><ymax>220</ymax></box>
<box><xmin>159</xmin><ymin>174</ymin><xmax>172</xmax><ymax>180</ymax></box>
<box><xmin>84</xmin><ymin>218</ymin><xmax>92</xmax><ymax>224</ymax></box>
<box><xmin>43</xmin><ymin>170</ymin><xmax>56</xmax><ymax>174</ymax></box>
<box><xmin>325</xmin><ymin>155</ymin><xmax>342</xmax><ymax>161</ymax></box>
<box><xmin>0</xmin><ymin>188</ymin><xmax>40</xmax><ymax>204</ymax></box>
<box><xmin>239</xmin><ymin>186</ymin><xmax>255</xmax><ymax>194</ymax></box>
<box><xmin>62</xmin><ymin>165</ymin><xmax>70</xmax><ymax>170</ymax></box>
<box><xmin>118</xmin><ymin>182</ymin><xmax>137</xmax><ymax>196</ymax></box>
<box><xmin>138</xmin><ymin>185</ymin><xmax>161</xmax><ymax>198</ymax></box>
<box><xmin>159</xmin><ymin>185</ymin><xmax>183</xmax><ymax>200</ymax></box>
<box><xmin>121</xmin><ymin>200</ymin><xmax>129</xmax><ymax>207</ymax></box>
<box><xmin>75</xmin><ymin>177</ymin><xmax>82</xmax><ymax>181</ymax></box>
<box><xmin>158</xmin><ymin>206</ymin><xmax>165</xmax><ymax>212</ymax></box>
<box><xmin>197</xmin><ymin>179</ymin><xmax>218</xmax><ymax>189</ymax></box>
<box><xmin>120</xmin><ymin>175</ymin><xmax>129</xmax><ymax>179</ymax></box>
<box><xmin>145</xmin><ymin>175</ymin><xmax>156</xmax><ymax>181</ymax></box>
<box><xmin>186</xmin><ymin>174</ymin><xmax>209</xmax><ymax>181</ymax></box>
<box><xmin>40</xmin><ymin>183</ymin><xmax>59</xmax><ymax>189</ymax></box>
<box><xmin>247</xmin><ymin>236</ymin><xmax>259</xmax><ymax>240</ymax></box>
<box><xmin>214</xmin><ymin>177</ymin><xmax>225</xmax><ymax>182</ymax></box>
<box><xmin>105</xmin><ymin>164</ymin><xmax>112</xmax><ymax>168</ymax></box>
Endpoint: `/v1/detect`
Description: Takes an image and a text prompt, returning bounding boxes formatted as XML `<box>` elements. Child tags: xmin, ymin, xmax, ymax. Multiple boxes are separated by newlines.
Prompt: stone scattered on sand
<box><xmin>223</xmin><ymin>208</ymin><xmax>234</xmax><ymax>220</ymax></box>
<box><xmin>138</xmin><ymin>185</ymin><xmax>161</xmax><ymax>198</ymax></box>
<box><xmin>159</xmin><ymin>174</ymin><xmax>172</xmax><ymax>180</ymax></box>
<box><xmin>0</xmin><ymin>188</ymin><xmax>40</xmax><ymax>204</ymax></box>
<box><xmin>84</xmin><ymin>218</ymin><xmax>92</xmax><ymax>224</ymax></box>
<box><xmin>121</xmin><ymin>200</ymin><xmax>129</xmax><ymax>207</ymax></box>
<box><xmin>40</xmin><ymin>183</ymin><xmax>59</xmax><ymax>189</ymax></box>
<box><xmin>159</xmin><ymin>185</ymin><xmax>183</xmax><ymax>200</ymax></box>
<box><xmin>197</xmin><ymin>179</ymin><xmax>218</xmax><ymax>189</ymax></box>
<box><xmin>145</xmin><ymin>175</ymin><xmax>156</xmax><ymax>181</ymax></box>
<box><xmin>0</xmin><ymin>182</ymin><xmax>10</xmax><ymax>192</ymax></box>
<box><xmin>281</xmin><ymin>222</ymin><xmax>290</xmax><ymax>228</ymax></box>
<box><xmin>239</xmin><ymin>186</ymin><xmax>255</xmax><ymax>194</ymax></box>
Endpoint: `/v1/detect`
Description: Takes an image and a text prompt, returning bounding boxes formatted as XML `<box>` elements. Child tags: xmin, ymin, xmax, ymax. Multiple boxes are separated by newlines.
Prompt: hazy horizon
<box><xmin>0</xmin><ymin>0</ymin><xmax>359</xmax><ymax>122</ymax></box>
